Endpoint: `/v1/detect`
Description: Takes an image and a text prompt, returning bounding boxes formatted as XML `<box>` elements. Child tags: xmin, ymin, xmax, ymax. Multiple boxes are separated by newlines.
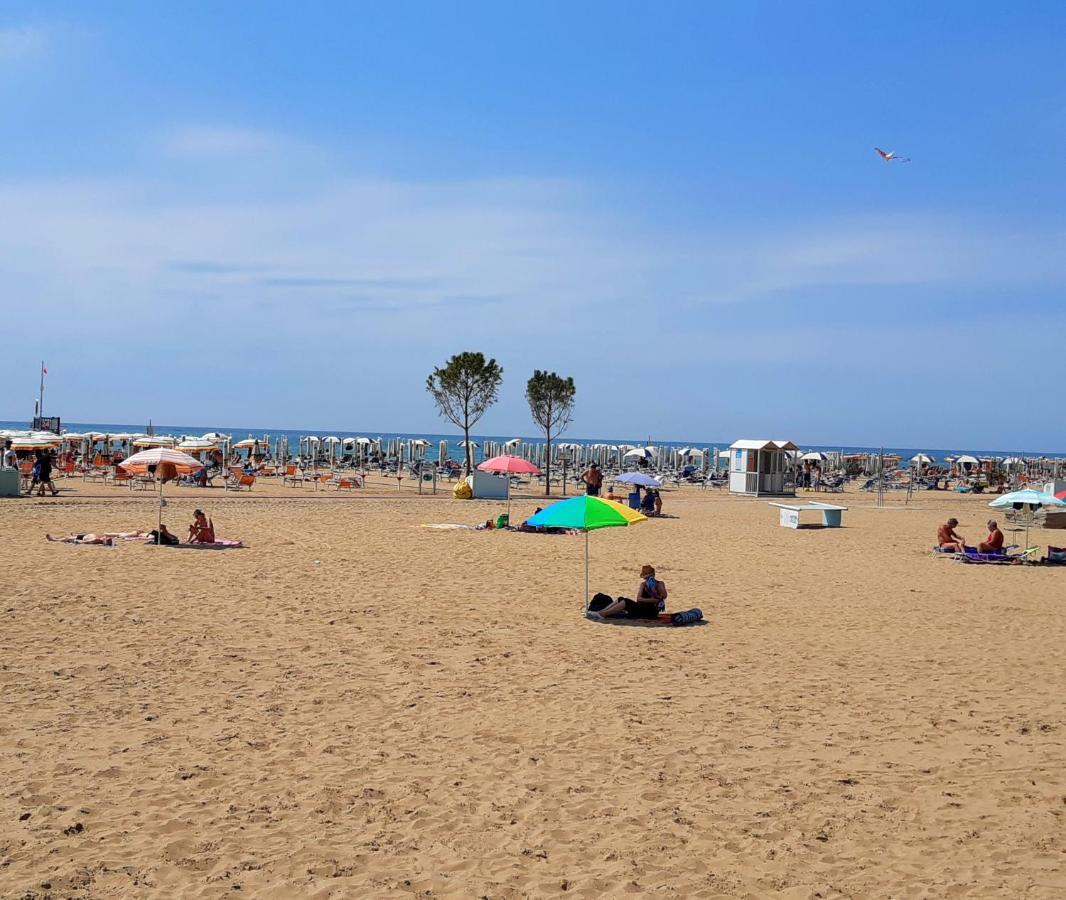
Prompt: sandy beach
<box><xmin>2</xmin><ymin>481</ymin><xmax>1065</xmax><ymax>898</ymax></box>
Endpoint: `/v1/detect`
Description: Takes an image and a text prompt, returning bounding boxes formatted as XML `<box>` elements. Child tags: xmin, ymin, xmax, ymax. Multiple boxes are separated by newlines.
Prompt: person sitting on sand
<box><xmin>978</xmin><ymin>519</ymin><xmax>1005</xmax><ymax>554</ymax></box>
<box><xmin>937</xmin><ymin>517</ymin><xmax>966</xmax><ymax>553</ymax></box>
<box><xmin>605</xmin><ymin>485</ymin><xmax>622</xmax><ymax>504</ymax></box>
<box><xmin>593</xmin><ymin>565</ymin><xmax>668</xmax><ymax>619</ymax></box>
<box><xmin>148</xmin><ymin>523</ymin><xmax>180</xmax><ymax>546</ymax></box>
<box><xmin>188</xmin><ymin>509</ymin><xmax>216</xmax><ymax>544</ymax></box>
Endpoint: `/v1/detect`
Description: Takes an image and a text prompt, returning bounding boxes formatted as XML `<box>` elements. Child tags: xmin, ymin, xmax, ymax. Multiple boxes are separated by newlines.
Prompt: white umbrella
<box><xmin>323</xmin><ymin>436</ymin><xmax>341</xmax><ymax>444</ymax></box>
<box><xmin>459</xmin><ymin>440</ymin><xmax>479</xmax><ymax>448</ymax></box>
<box><xmin>177</xmin><ymin>438</ymin><xmax>218</xmax><ymax>451</ymax></box>
<box><xmin>504</xmin><ymin>438</ymin><xmax>522</xmax><ymax>448</ymax></box>
<box><xmin>201</xmin><ymin>432</ymin><xmax>230</xmax><ymax>442</ymax></box>
<box><xmin>232</xmin><ymin>438</ymin><xmax>258</xmax><ymax>449</ymax></box>
<box><xmin>911</xmin><ymin>453</ymin><xmax>934</xmax><ymax>464</ymax></box>
<box><xmin>355</xmin><ymin>437</ymin><xmax>372</xmax><ymax>445</ymax></box>
<box><xmin>800</xmin><ymin>451</ymin><xmax>828</xmax><ymax>462</ymax></box>
<box><xmin>956</xmin><ymin>455</ymin><xmax>980</xmax><ymax>466</ymax></box>
<box><xmin>133</xmin><ymin>436</ymin><xmax>175</xmax><ymax>447</ymax></box>
<box><xmin>623</xmin><ymin>448</ymin><xmax>653</xmax><ymax>460</ymax></box>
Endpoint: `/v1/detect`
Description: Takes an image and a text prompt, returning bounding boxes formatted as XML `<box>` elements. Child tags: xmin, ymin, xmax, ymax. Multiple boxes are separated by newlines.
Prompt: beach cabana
<box><xmin>728</xmin><ymin>439</ymin><xmax>798</xmax><ymax>497</ymax></box>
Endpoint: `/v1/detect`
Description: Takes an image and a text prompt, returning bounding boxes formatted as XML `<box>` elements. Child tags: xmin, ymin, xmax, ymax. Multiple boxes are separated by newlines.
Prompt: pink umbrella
<box><xmin>478</xmin><ymin>455</ymin><xmax>542</xmax><ymax>475</ymax></box>
<box><xmin>120</xmin><ymin>448</ymin><xmax>204</xmax><ymax>543</ymax></box>
<box><xmin>477</xmin><ymin>455</ymin><xmax>541</xmax><ymax>522</ymax></box>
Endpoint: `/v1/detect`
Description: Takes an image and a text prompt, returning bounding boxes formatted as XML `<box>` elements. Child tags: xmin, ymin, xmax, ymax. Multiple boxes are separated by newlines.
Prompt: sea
<box><xmin>3</xmin><ymin>420</ymin><xmax>1062</xmax><ymax>466</ymax></box>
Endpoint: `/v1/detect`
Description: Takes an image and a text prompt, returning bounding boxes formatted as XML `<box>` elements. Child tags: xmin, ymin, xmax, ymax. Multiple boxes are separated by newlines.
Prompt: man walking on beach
<box><xmin>582</xmin><ymin>461</ymin><xmax>603</xmax><ymax>497</ymax></box>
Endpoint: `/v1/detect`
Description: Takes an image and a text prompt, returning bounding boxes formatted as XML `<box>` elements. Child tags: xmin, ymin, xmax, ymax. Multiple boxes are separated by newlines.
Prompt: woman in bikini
<box><xmin>188</xmin><ymin>510</ymin><xmax>216</xmax><ymax>544</ymax></box>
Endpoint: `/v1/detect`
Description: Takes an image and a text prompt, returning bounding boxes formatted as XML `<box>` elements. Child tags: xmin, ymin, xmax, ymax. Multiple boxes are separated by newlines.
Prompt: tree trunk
<box><xmin>463</xmin><ymin>399</ymin><xmax>472</xmax><ymax>475</ymax></box>
<box><xmin>544</xmin><ymin>428</ymin><xmax>552</xmax><ymax>495</ymax></box>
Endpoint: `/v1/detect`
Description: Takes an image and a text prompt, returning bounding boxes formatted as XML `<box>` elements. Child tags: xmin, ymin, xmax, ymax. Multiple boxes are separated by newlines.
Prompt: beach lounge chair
<box><xmin>130</xmin><ymin>475</ymin><xmax>156</xmax><ymax>491</ymax></box>
<box><xmin>225</xmin><ymin>473</ymin><xmax>255</xmax><ymax>491</ymax></box>
<box><xmin>109</xmin><ymin>470</ymin><xmax>134</xmax><ymax>487</ymax></box>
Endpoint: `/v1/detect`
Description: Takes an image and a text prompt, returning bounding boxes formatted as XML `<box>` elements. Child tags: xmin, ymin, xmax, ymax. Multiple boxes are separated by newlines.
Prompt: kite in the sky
<box><xmin>875</xmin><ymin>147</ymin><xmax>910</xmax><ymax>162</ymax></box>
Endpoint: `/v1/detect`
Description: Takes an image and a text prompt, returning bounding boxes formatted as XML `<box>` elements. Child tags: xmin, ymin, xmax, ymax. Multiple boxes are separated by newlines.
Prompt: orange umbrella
<box><xmin>120</xmin><ymin>449</ymin><xmax>204</xmax><ymax>544</ymax></box>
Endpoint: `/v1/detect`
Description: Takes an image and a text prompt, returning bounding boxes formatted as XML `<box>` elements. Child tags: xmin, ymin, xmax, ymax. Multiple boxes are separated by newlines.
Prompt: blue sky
<box><xmin>2</xmin><ymin>3</ymin><xmax>1065</xmax><ymax>450</ymax></box>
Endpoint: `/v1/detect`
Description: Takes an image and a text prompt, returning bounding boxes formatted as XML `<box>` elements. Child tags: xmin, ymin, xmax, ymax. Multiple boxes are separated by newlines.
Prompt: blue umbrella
<box><xmin>989</xmin><ymin>489</ymin><xmax>1065</xmax><ymax>508</ymax></box>
<box><xmin>615</xmin><ymin>472</ymin><xmax>662</xmax><ymax>488</ymax></box>
<box><xmin>989</xmin><ymin>489</ymin><xmax>1065</xmax><ymax>553</ymax></box>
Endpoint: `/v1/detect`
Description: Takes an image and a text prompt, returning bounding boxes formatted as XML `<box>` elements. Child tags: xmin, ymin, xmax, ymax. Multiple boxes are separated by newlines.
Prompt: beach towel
<box><xmin>956</xmin><ymin>550</ymin><xmax>1019</xmax><ymax>565</ymax></box>
<box><xmin>171</xmin><ymin>539</ymin><xmax>246</xmax><ymax>550</ymax></box>
<box><xmin>585</xmin><ymin>610</ymin><xmax>706</xmax><ymax>627</ymax></box>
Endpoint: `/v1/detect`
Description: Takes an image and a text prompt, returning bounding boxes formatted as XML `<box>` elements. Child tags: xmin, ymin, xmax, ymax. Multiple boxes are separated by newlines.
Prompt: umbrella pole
<box><xmin>157</xmin><ymin>479</ymin><xmax>163</xmax><ymax>545</ymax></box>
<box><xmin>584</xmin><ymin>529</ymin><xmax>589</xmax><ymax>610</ymax></box>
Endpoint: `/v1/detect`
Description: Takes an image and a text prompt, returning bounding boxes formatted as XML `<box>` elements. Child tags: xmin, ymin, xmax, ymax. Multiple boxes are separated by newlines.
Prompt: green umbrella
<box><xmin>527</xmin><ymin>495</ymin><xmax>646</xmax><ymax>607</ymax></box>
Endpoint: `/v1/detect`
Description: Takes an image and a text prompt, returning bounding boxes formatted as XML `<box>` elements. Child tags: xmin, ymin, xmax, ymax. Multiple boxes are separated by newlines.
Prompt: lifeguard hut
<box><xmin>728</xmin><ymin>439</ymin><xmax>798</xmax><ymax>497</ymax></box>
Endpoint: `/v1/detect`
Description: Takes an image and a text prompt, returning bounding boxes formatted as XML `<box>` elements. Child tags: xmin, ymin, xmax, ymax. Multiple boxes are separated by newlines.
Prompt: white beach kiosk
<box><xmin>728</xmin><ymin>439</ymin><xmax>798</xmax><ymax>497</ymax></box>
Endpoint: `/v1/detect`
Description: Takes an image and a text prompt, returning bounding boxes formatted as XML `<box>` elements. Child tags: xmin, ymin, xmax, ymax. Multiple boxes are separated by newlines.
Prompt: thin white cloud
<box><xmin>157</xmin><ymin>125</ymin><xmax>318</xmax><ymax>161</ymax></box>
<box><xmin>0</xmin><ymin>24</ymin><xmax>48</xmax><ymax>61</ymax></box>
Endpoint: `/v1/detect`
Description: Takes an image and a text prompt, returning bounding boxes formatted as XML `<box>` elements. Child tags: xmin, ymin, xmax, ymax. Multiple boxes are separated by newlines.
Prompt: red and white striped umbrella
<box><xmin>120</xmin><ymin>447</ymin><xmax>204</xmax><ymax>475</ymax></box>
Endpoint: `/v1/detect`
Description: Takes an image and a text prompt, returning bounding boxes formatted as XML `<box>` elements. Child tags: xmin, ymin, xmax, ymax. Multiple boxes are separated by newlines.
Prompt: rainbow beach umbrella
<box><xmin>526</xmin><ymin>495</ymin><xmax>646</xmax><ymax>608</ymax></box>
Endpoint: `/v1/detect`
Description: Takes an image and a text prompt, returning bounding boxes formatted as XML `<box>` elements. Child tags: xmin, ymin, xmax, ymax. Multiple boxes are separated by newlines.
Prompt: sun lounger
<box><xmin>225</xmin><ymin>473</ymin><xmax>255</xmax><ymax>491</ymax></box>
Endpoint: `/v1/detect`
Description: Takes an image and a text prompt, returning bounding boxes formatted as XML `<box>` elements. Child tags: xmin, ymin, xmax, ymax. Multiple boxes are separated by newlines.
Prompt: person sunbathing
<box><xmin>187</xmin><ymin>509</ymin><xmax>216</xmax><ymax>544</ymax></box>
<box><xmin>47</xmin><ymin>532</ymin><xmax>115</xmax><ymax>546</ymax></box>
<box><xmin>937</xmin><ymin>518</ymin><xmax>966</xmax><ymax>553</ymax></box>
<box><xmin>978</xmin><ymin>519</ymin><xmax>1005</xmax><ymax>554</ymax></box>
<box><xmin>593</xmin><ymin>565</ymin><xmax>668</xmax><ymax>619</ymax></box>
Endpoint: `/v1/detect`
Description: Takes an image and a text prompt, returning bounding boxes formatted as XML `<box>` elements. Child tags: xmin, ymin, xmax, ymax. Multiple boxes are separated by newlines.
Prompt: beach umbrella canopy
<box><xmin>120</xmin><ymin>447</ymin><xmax>204</xmax><ymax>475</ymax></box>
<box><xmin>956</xmin><ymin>454</ymin><xmax>980</xmax><ymax>466</ymax></box>
<box><xmin>527</xmin><ymin>496</ymin><xmax>646</xmax><ymax>608</ymax></box>
<box><xmin>355</xmin><ymin>437</ymin><xmax>372</xmax><ymax>445</ymax></box>
<box><xmin>232</xmin><ymin>438</ymin><xmax>258</xmax><ymax>449</ymax></box>
<box><xmin>623</xmin><ymin>447</ymin><xmax>654</xmax><ymax>460</ymax></box>
<box><xmin>800</xmin><ymin>451</ymin><xmax>828</xmax><ymax>462</ymax></box>
<box><xmin>177</xmin><ymin>438</ymin><xmax>217</xmax><ymax>451</ymax></box>
<box><xmin>459</xmin><ymin>440</ymin><xmax>479</xmax><ymax>448</ymax></box>
<box><xmin>988</xmin><ymin>489</ymin><xmax>1065</xmax><ymax>509</ymax></box>
<box><xmin>11</xmin><ymin>436</ymin><xmax>61</xmax><ymax>450</ymax></box>
<box><xmin>911</xmin><ymin>453</ymin><xmax>934</xmax><ymax>464</ymax></box>
<box><xmin>478</xmin><ymin>455</ymin><xmax>542</xmax><ymax>475</ymax></box>
<box><xmin>615</xmin><ymin>471</ymin><xmax>662</xmax><ymax>488</ymax></box>
<box><xmin>133</xmin><ymin>436</ymin><xmax>175</xmax><ymax>448</ymax></box>
<box><xmin>504</xmin><ymin>438</ymin><xmax>522</xmax><ymax>448</ymax></box>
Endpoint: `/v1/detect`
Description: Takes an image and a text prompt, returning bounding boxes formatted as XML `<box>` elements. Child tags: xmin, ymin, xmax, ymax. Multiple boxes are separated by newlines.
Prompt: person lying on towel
<box><xmin>978</xmin><ymin>519</ymin><xmax>1004</xmax><ymax>554</ymax></box>
<box><xmin>593</xmin><ymin>565</ymin><xmax>668</xmax><ymax>619</ymax></box>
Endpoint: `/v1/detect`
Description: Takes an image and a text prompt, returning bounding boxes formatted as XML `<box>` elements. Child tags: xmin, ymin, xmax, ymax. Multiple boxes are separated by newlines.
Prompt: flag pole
<box><xmin>38</xmin><ymin>361</ymin><xmax>45</xmax><ymax>418</ymax></box>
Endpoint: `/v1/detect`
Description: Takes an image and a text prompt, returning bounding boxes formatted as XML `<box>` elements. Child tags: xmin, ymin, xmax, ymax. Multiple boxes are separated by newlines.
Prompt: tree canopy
<box><xmin>426</xmin><ymin>351</ymin><xmax>503</xmax><ymax>474</ymax></box>
<box><xmin>526</xmin><ymin>369</ymin><xmax>576</xmax><ymax>495</ymax></box>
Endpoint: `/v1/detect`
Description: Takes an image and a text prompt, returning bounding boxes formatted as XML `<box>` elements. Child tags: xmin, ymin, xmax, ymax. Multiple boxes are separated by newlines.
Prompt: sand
<box><xmin>2</xmin><ymin>478</ymin><xmax>1065</xmax><ymax>898</ymax></box>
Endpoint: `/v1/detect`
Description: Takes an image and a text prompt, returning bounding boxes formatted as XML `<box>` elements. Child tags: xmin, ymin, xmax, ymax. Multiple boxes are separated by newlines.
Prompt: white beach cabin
<box><xmin>728</xmin><ymin>439</ymin><xmax>798</xmax><ymax>497</ymax></box>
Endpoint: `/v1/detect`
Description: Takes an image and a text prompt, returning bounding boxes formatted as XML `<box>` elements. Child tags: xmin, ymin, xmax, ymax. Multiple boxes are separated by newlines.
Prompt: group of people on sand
<box><xmin>938</xmin><ymin>517</ymin><xmax>1004</xmax><ymax>554</ymax></box>
<box><xmin>48</xmin><ymin>510</ymin><xmax>218</xmax><ymax>547</ymax></box>
<box><xmin>582</xmin><ymin>461</ymin><xmax>665</xmax><ymax>516</ymax></box>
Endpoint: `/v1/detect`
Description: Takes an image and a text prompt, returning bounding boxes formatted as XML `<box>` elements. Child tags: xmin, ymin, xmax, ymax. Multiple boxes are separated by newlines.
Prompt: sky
<box><xmin>1</xmin><ymin>2</ymin><xmax>1065</xmax><ymax>450</ymax></box>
